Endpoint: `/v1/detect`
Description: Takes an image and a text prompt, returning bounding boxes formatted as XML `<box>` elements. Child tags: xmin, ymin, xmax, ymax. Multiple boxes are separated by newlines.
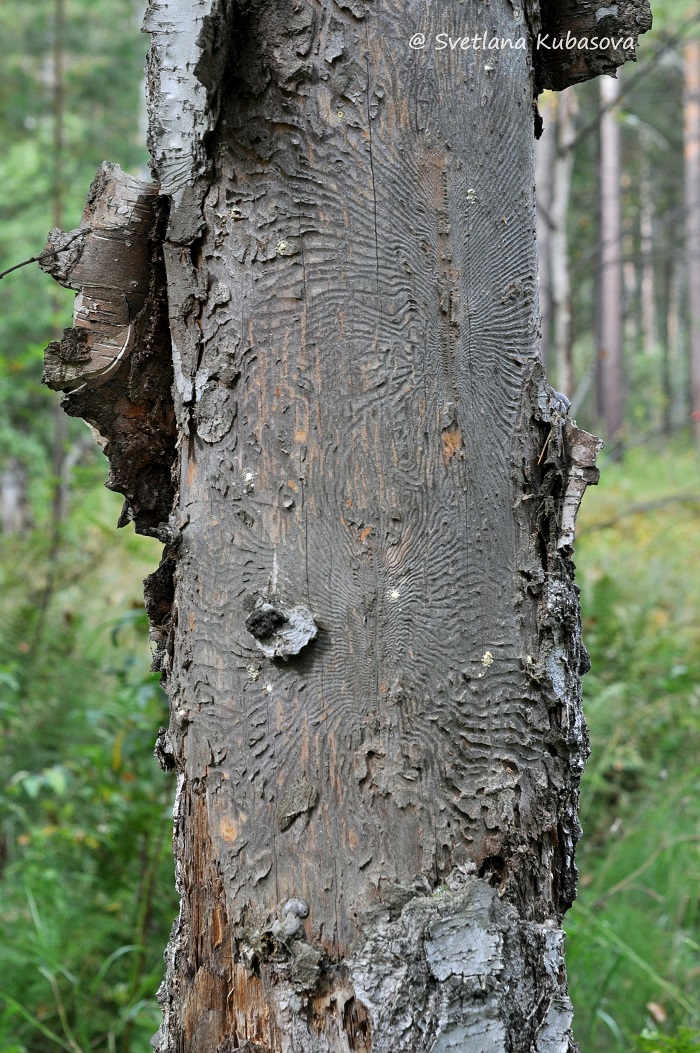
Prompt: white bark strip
<box><xmin>143</xmin><ymin>0</ymin><xmax>221</xmax><ymax>201</ymax></box>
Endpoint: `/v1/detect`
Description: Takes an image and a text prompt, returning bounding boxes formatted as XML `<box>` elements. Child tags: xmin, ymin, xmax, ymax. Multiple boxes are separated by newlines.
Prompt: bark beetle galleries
<box><xmin>38</xmin><ymin>0</ymin><xmax>650</xmax><ymax>1049</ymax></box>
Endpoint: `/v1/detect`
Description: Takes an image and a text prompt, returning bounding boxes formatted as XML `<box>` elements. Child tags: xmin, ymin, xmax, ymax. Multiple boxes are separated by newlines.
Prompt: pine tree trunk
<box><xmin>639</xmin><ymin>137</ymin><xmax>656</xmax><ymax>359</ymax></box>
<box><xmin>40</xmin><ymin>0</ymin><xmax>651</xmax><ymax>1048</ymax></box>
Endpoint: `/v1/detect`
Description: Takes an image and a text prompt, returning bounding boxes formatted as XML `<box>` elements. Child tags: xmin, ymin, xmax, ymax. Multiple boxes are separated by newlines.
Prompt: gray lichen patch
<box><xmin>246</xmin><ymin>601</ymin><xmax>318</xmax><ymax>660</ymax></box>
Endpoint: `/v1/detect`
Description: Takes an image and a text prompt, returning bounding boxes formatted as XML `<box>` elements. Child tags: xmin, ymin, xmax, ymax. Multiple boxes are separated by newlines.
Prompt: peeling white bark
<box><xmin>143</xmin><ymin>0</ymin><xmax>220</xmax><ymax>201</ymax></box>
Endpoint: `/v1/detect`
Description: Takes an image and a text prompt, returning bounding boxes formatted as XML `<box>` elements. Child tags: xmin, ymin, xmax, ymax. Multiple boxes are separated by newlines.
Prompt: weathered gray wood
<box><xmin>144</xmin><ymin>1</ymin><xmax>605</xmax><ymax>1049</ymax></box>
<box><xmin>42</xmin><ymin>0</ymin><xmax>650</xmax><ymax>1048</ymax></box>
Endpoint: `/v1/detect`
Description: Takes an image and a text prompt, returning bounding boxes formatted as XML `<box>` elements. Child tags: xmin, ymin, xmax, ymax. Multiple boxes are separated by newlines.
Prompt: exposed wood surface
<box><xmin>145</xmin><ymin>1</ymin><xmax>603</xmax><ymax>1048</ymax></box>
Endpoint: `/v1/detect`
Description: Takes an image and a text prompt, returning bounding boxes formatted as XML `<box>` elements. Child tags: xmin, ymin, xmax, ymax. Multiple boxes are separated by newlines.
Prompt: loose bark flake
<box><xmin>41</xmin><ymin>162</ymin><xmax>176</xmax><ymax>538</ymax></box>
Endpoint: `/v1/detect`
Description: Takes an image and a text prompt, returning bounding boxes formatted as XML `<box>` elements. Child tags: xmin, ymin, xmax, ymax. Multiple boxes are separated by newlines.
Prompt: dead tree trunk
<box><xmin>41</xmin><ymin>0</ymin><xmax>650</xmax><ymax>1049</ymax></box>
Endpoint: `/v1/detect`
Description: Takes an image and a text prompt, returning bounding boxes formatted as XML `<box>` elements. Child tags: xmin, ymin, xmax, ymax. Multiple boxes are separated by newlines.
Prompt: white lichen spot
<box><xmin>466</xmin><ymin>188</ymin><xmax>478</xmax><ymax>203</ymax></box>
<box><xmin>389</xmin><ymin>588</ymin><xmax>401</xmax><ymax>601</ymax></box>
<box><xmin>276</xmin><ymin>239</ymin><xmax>289</xmax><ymax>255</ymax></box>
<box><xmin>247</xmin><ymin>664</ymin><xmax>261</xmax><ymax>682</ymax></box>
<box><xmin>481</xmin><ymin>651</ymin><xmax>494</xmax><ymax>668</ymax></box>
<box><xmin>244</xmin><ymin>470</ymin><xmax>255</xmax><ymax>493</ymax></box>
<box><xmin>265</xmin><ymin>683</ymin><xmax>274</xmax><ymax>694</ymax></box>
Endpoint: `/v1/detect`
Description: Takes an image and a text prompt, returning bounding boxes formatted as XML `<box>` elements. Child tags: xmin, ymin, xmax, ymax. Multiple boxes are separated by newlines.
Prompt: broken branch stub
<box><xmin>41</xmin><ymin>161</ymin><xmax>176</xmax><ymax>540</ymax></box>
<box><xmin>41</xmin><ymin>162</ymin><xmax>159</xmax><ymax>391</ymax></box>
<box><xmin>535</xmin><ymin>0</ymin><xmax>653</xmax><ymax>92</ymax></box>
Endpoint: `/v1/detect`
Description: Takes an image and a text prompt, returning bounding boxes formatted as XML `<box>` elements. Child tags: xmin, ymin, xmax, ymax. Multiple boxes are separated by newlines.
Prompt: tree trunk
<box><xmin>598</xmin><ymin>74</ymin><xmax>624</xmax><ymax>444</ymax></box>
<box><xmin>0</xmin><ymin>459</ymin><xmax>32</xmax><ymax>535</ymax></box>
<box><xmin>550</xmin><ymin>88</ymin><xmax>577</xmax><ymax>398</ymax></box>
<box><xmin>40</xmin><ymin>0</ymin><xmax>650</xmax><ymax>1048</ymax></box>
<box><xmin>639</xmin><ymin>135</ymin><xmax>656</xmax><ymax>359</ymax></box>
<box><xmin>535</xmin><ymin>92</ymin><xmax>556</xmax><ymax>373</ymax></box>
<box><xmin>684</xmin><ymin>37</ymin><xmax>700</xmax><ymax>438</ymax></box>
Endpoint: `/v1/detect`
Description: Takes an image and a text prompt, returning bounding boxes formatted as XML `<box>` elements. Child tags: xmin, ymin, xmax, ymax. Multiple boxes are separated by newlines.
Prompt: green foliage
<box><xmin>0</xmin><ymin>482</ymin><xmax>177</xmax><ymax>1053</ymax></box>
<box><xmin>0</xmin><ymin>5</ymin><xmax>173</xmax><ymax>1048</ymax></box>
<box><xmin>568</xmin><ymin>446</ymin><xmax>700</xmax><ymax>1051</ymax></box>
<box><xmin>635</xmin><ymin>1027</ymin><xmax>700</xmax><ymax>1052</ymax></box>
<box><xmin>0</xmin><ymin>0</ymin><xmax>149</xmax><ymax>502</ymax></box>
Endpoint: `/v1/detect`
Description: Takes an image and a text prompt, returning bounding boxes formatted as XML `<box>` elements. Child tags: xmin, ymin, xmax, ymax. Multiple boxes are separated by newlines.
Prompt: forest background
<box><xmin>0</xmin><ymin>1</ymin><xmax>698</xmax><ymax>1051</ymax></box>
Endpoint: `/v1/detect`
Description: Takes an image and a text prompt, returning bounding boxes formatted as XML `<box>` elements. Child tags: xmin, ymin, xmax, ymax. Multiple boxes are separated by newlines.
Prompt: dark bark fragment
<box><xmin>535</xmin><ymin>0</ymin><xmax>652</xmax><ymax>92</ymax></box>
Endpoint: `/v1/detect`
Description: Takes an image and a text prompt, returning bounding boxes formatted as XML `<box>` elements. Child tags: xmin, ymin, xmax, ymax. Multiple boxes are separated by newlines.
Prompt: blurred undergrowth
<box><xmin>0</xmin><ymin>459</ymin><xmax>177</xmax><ymax>1053</ymax></box>
<box><xmin>568</xmin><ymin>443</ymin><xmax>700</xmax><ymax>1051</ymax></box>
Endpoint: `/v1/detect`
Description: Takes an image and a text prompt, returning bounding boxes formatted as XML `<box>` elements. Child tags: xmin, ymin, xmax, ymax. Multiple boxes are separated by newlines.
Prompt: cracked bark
<box><xmin>42</xmin><ymin>0</ymin><xmax>649</xmax><ymax>1049</ymax></box>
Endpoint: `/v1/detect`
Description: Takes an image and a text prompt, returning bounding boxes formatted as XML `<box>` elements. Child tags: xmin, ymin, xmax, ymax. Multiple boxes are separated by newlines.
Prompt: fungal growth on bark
<box><xmin>40</xmin><ymin>0</ymin><xmax>650</xmax><ymax>1049</ymax></box>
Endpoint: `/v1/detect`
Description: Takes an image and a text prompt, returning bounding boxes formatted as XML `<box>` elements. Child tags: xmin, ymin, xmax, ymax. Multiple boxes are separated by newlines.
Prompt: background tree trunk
<box><xmin>550</xmin><ymin>88</ymin><xmax>577</xmax><ymax>398</ymax></box>
<box><xmin>639</xmin><ymin>133</ymin><xmax>657</xmax><ymax>360</ymax></box>
<box><xmin>684</xmin><ymin>37</ymin><xmax>700</xmax><ymax>438</ymax></box>
<box><xmin>598</xmin><ymin>74</ymin><xmax>624</xmax><ymax>445</ymax></box>
<box><xmin>40</xmin><ymin>0</ymin><xmax>651</xmax><ymax>1048</ymax></box>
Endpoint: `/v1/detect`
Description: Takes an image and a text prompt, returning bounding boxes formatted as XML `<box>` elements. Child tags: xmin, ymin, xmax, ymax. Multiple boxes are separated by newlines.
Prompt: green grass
<box><xmin>568</xmin><ymin>444</ymin><xmax>700</xmax><ymax>1051</ymax></box>
<box><xmin>0</xmin><ymin>460</ymin><xmax>177</xmax><ymax>1053</ymax></box>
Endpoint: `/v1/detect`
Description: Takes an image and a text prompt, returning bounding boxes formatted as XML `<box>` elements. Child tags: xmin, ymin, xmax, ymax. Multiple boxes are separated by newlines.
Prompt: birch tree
<box><xmin>40</xmin><ymin>0</ymin><xmax>650</xmax><ymax>1048</ymax></box>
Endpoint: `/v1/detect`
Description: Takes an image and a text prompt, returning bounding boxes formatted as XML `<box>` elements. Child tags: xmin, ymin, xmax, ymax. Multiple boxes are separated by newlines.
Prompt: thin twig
<box><xmin>0</xmin><ymin>227</ymin><xmax>89</xmax><ymax>281</ymax></box>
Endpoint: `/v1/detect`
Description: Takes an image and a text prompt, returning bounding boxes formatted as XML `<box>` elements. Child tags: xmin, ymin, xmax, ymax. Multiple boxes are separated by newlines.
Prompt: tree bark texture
<box><xmin>535</xmin><ymin>92</ymin><xmax>555</xmax><ymax>373</ymax></box>
<box><xmin>41</xmin><ymin>0</ymin><xmax>652</xmax><ymax>1049</ymax></box>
